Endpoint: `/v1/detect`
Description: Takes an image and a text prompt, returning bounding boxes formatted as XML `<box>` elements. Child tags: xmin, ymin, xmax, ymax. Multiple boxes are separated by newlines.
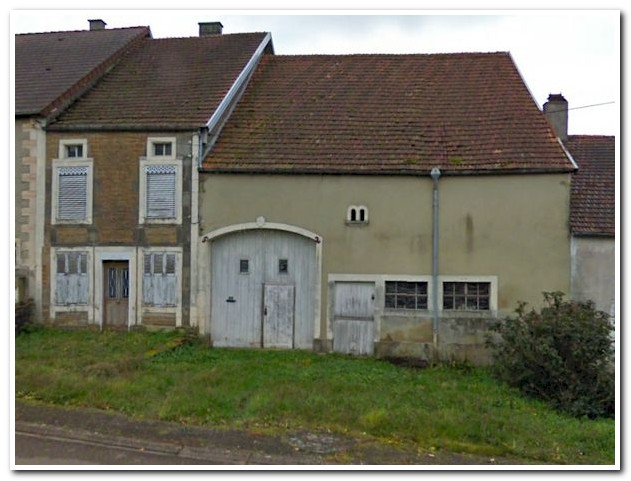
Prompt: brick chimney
<box><xmin>543</xmin><ymin>93</ymin><xmax>568</xmax><ymax>142</ymax></box>
<box><xmin>199</xmin><ymin>22</ymin><xmax>223</xmax><ymax>36</ymax></box>
<box><xmin>89</xmin><ymin>19</ymin><xmax>107</xmax><ymax>31</ymax></box>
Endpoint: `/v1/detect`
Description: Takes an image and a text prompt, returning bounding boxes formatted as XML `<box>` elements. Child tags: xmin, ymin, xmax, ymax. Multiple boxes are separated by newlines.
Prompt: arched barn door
<box><xmin>210</xmin><ymin>229</ymin><xmax>317</xmax><ymax>349</ymax></box>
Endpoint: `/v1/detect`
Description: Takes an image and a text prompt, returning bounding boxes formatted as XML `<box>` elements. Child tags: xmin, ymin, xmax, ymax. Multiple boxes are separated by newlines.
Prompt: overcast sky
<box><xmin>11</xmin><ymin>10</ymin><xmax>620</xmax><ymax>136</ymax></box>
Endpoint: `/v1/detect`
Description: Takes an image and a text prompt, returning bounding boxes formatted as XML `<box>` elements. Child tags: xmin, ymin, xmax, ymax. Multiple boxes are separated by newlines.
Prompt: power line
<box><xmin>545</xmin><ymin>101</ymin><xmax>616</xmax><ymax>114</ymax></box>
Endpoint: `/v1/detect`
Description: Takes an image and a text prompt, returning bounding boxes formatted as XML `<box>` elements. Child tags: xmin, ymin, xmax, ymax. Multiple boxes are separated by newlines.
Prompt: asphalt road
<box><xmin>15</xmin><ymin>430</ymin><xmax>214</xmax><ymax>465</ymax></box>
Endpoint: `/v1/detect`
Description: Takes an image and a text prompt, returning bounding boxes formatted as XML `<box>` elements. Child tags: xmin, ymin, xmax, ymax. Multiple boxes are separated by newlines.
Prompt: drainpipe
<box><xmin>430</xmin><ymin>167</ymin><xmax>441</xmax><ymax>354</ymax></box>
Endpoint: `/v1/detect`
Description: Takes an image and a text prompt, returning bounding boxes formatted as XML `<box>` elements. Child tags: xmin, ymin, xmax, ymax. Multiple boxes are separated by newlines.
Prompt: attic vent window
<box><xmin>346</xmin><ymin>205</ymin><xmax>369</xmax><ymax>226</ymax></box>
<box><xmin>240</xmin><ymin>259</ymin><xmax>249</xmax><ymax>274</ymax></box>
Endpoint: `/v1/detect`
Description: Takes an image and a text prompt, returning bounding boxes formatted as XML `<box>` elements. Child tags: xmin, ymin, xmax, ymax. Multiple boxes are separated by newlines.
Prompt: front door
<box><xmin>263</xmin><ymin>284</ymin><xmax>295</xmax><ymax>348</ymax></box>
<box><xmin>103</xmin><ymin>261</ymin><xmax>129</xmax><ymax>329</ymax></box>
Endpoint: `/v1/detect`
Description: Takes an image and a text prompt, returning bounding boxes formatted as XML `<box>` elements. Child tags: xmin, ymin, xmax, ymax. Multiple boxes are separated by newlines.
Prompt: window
<box><xmin>147</xmin><ymin>137</ymin><xmax>176</xmax><ymax>160</ymax></box>
<box><xmin>385</xmin><ymin>281</ymin><xmax>428</xmax><ymax>309</ymax></box>
<box><xmin>279</xmin><ymin>259</ymin><xmax>288</xmax><ymax>274</ymax></box>
<box><xmin>145</xmin><ymin>165</ymin><xmax>176</xmax><ymax>219</ymax></box>
<box><xmin>52</xmin><ymin>140</ymin><xmax>92</xmax><ymax>224</ymax></box>
<box><xmin>346</xmin><ymin>205</ymin><xmax>369</xmax><ymax>225</ymax></box>
<box><xmin>143</xmin><ymin>252</ymin><xmax>177</xmax><ymax>307</ymax></box>
<box><xmin>57</xmin><ymin>167</ymin><xmax>88</xmax><ymax>221</ymax></box>
<box><xmin>65</xmin><ymin>144</ymin><xmax>84</xmax><ymax>158</ymax></box>
<box><xmin>153</xmin><ymin>142</ymin><xmax>173</xmax><ymax>157</ymax></box>
<box><xmin>59</xmin><ymin>139</ymin><xmax>88</xmax><ymax>160</ymax></box>
<box><xmin>443</xmin><ymin>282</ymin><xmax>490</xmax><ymax>310</ymax></box>
<box><xmin>55</xmin><ymin>251</ymin><xmax>88</xmax><ymax>305</ymax></box>
<box><xmin>240</xmin><ymin>259</ymin><xmax>249</xmax><ymax>274</ymax></box>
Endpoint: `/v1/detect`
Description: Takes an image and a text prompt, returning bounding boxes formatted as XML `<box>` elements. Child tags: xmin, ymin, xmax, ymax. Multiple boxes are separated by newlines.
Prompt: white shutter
<box><xmin>55</xmin><ymin>252</ymin><xmax>88</xmax><ymax>305</ymax></box>
<box><xmin>143</xmin><ymin>252</ymin><xmax>177</xmax><ymax>307</ymax></box>
<box><xmin>58</xmin><ymin>167</ymin><xmax>88</xmax><ymax>220</ymax></box>
<box><xmin>146</xmin><ymin>165</ymin><xmax>176</xmax><ymax>219</ymax></box>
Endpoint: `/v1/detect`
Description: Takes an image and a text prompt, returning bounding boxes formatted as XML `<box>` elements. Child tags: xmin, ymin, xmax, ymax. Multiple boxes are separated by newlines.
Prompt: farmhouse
<box><xmin>15</xmin><ymin>20</ymin><xmax>150</xmax><ymax>314</ymax></box>
<box><xmin>197</xmin><ymin>53</ymin><xmax>575</xmax><ymax>362</ymax></box>
<box><xmin>40</xmin><ymin>22</ymin><xmax>273</xmax><ymax>329</ymax></box>
<box><xmin>17</xmin><ymin>20</ymin><xmax>613</xmax><ymax>364</ymax></box>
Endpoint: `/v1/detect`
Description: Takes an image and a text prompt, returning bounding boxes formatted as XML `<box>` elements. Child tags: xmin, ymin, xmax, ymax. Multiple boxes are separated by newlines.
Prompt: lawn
<box><xmin>14</xmin><ymin>328</ymin><xmax>615</xmax><ymax>464</ymax></box>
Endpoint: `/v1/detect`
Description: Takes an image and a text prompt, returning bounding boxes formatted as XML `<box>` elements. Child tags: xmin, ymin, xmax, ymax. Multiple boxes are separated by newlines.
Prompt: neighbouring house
<box><xmin>14</xmin><ymin>20</ymin><xmax>150</xmax><ymax>313</ymax></box>
<box><xmin>543</xmin><ymin>94</ymin><xmax>615</xmax><ymax>319</ymax></box>
<box><xmin>197</xmin><ymin>52</ymin><xmax>576</xmax><ymax>363</ymax></box>
<box><xmin>41</xmin><ymin>22</ymin><xmax>273</xmax><ymax>330</ymax></box>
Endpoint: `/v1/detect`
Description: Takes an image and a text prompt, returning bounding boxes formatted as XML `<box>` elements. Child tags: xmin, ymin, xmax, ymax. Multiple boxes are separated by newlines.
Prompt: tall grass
<box><xmin>15</xmin><ymin>328</ymin><xmax>615</xmax><ymax>464</ymax></box>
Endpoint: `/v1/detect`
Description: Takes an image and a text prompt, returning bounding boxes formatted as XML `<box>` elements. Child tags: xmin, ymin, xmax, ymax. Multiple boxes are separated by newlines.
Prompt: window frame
<box><xmin>51</xmin><ymin>140</ymin><xmax>93</xmax><ymax>225</ymax></box>
<box><xmin>139</xmin><ymin>156</ymin><xmax>182</xmax><ymax>225</ymax></box>
<box><xmin>384</xmin><ymin>280</ymin><xmax>429</xmax><ymax>310</ymax></box>
<box><xmin>438</xmin><ymin>275</ymin><xmax>498</xmax><ymax>314</ymax></box>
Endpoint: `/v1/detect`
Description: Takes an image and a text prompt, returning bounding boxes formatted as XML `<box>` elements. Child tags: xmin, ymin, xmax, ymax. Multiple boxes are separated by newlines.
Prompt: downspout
<box><xmin>430</xmin><ymin>167</ymin><xmax>441</xmax><ymax>354</ymax></box>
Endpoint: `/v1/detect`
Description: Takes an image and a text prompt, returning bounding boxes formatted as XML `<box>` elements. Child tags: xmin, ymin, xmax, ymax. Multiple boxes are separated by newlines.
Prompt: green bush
<box><xmin>487</xmin><ymin>292</ymin><xmax>614</xmax><ymax>419</ymax></box>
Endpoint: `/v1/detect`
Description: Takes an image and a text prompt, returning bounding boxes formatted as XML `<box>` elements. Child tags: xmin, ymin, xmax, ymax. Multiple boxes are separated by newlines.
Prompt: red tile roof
<box><xmin>15</xmin><ymin>27</ymin><xmax>150</xmax><ymax>116</ymax></box>
<box><xmin>567</xmin><ymin>135</ymin><xmax>615</xmax><ymax>236</ymax></box>
<box><xmin>49</xmin><ymin>33</ymin><xmax>270</xmax><ymax>130</ymax></box>
<box><xmin>202</xmin><ymin>53</ymin><xmax>574</xmax><ymax>174</ymax></box>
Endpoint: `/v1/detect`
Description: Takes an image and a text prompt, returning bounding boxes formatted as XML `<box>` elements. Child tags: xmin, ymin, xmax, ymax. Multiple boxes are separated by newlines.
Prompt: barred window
<box><xmin>443</xmin><ymin>282</ymin><xmax>490</xmax><ymax>310</ymax></box>
<box><xmin>385</xmin><ymin>281</ymin><xmax>428</xmax><ymax>310</ymax></box>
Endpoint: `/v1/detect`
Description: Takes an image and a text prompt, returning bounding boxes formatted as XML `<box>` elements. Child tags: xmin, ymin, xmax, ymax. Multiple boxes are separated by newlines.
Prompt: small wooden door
<box><xmin>263</xmin><ymin>284</ymin><xmax>295</xmax><ymax>348</ymax></box>
<box><xmin>333</xmin><ymin>282</ymin><xmax>375</xmax><ymax>355</ymax></box>
<box><xmin>104</xmin><ymin>261</ymin><xmax>129</xmax><ymax>328</ymax></box>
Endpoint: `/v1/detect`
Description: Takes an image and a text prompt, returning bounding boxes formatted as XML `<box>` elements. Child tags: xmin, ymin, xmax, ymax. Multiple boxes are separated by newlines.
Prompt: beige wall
<box><xmin>15</xmin><ymin>118</ymin><xmax>43</xmax><ymax>303</ymax></box>
<box><xmin>199</xmin><ymin>172</ymin><xmax>572</xmax><ymax>339</ymax></box>
<box><xmin>571</xmin><ymin>236</ymin><xmax>615</xmax><ymax>315</ymax></box>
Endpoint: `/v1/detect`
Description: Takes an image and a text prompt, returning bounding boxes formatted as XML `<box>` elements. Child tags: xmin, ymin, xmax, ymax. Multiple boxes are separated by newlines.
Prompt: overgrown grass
<box><xmin>15</xmin><ymin>328</ymin><xmax>615</xmax><ymax>464</ymax></box>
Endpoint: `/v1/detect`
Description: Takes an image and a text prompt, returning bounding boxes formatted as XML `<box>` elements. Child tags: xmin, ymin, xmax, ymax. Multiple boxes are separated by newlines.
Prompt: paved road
<box><xmin>16</xmin><ymin>430</ymin><xmax>213</xmax><ymax>465</ymax></box>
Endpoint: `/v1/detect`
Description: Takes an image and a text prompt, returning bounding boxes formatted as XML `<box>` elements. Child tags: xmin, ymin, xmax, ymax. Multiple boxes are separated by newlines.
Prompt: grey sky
<box><xmin>11</xmin><ymin>10</ymin><xmax>619</xmax><ymax>136</ymax></box>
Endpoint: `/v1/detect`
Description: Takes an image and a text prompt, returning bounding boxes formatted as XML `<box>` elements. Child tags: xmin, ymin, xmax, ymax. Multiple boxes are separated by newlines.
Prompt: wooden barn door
<box><xmin>103</xmin><ymin>261</ymin><xmax>129</xmax><ymax>329</ymax></box>
<box><xmin>333</xmin><ymin>281</ymin><xmax>375</xmax><ymax>355</ymax></box>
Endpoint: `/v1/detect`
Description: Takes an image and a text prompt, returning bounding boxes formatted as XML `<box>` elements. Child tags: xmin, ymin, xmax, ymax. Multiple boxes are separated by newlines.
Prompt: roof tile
<box><xmin>203</xmin><ymin>53</ymin><xmax>574</xmax><ymax>174</ymax></box>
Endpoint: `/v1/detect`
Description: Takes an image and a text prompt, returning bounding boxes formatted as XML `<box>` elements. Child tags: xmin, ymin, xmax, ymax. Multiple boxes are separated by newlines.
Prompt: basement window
<box><xmin>443</xmin><ymin>282</ymin><xmax>490</xmax><ymax>311</ymax></box>
<box><xmin>385</xmin><ymin>281</ymin><xmax>428</xmax><ymax>310</ymax></box>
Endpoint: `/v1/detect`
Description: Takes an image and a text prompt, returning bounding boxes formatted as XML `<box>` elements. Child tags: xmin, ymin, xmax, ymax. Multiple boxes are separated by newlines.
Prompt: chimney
<box><xmin>199</xmin><ymin>21</ymin><xmax>223</xmax><ymax>36</ymax></box>
<box><xmin>543</xmin><ymin>93</ymin><xmax>568</xmax><ymax>142</ymax></box>
<box><xmin>89</xmin><ymin>19</ymin><xmax>107</xmax><ymax>31</ymax></box>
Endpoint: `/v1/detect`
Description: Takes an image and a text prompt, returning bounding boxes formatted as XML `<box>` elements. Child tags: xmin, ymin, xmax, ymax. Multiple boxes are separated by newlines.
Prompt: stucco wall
<box><xmin>571</xmin><ymin>236</ymin><xmax>615</xmax><ymax>316</ymax></box>
<box><xmin>198</xmin><ymin>172</ymin><xmax>572</xmax><ymax>343</ymax></box>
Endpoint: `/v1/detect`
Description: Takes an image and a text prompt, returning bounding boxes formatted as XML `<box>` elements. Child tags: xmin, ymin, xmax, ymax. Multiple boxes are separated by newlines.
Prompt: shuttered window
<box><xmin>143</xmin><ymin>252</ymin><xmax>177</xmax><ymax>307</ymax></box>
<box><xmin>55</xmin><ymin>251</ymin><xmax>89</xmax><ymax>305</ymax></box>
<box><xmin>146</xmin><ymin>165</ymin><xmax>176</xmax><ymax>219</ymax></box>
<box><xmin>57</xmin><ymin>167</ymin><xmax>88</xmax><ymax>221</ymax></box>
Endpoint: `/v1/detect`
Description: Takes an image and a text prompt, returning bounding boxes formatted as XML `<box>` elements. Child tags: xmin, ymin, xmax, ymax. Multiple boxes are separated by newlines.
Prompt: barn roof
<box><xmin>15</xmin><ymin>26</ymin><xmax>150</xmax><ymax>117</ymax></box>
<box><xmin>48</xmin><ymin>32</ymin><xmax>271</xmax><ymax>131</ymax></box>
<box><xmin>567</xmin><ymin>135</ymin><xmax>615</xmax><ymax>236</ymax></box>
<box><xmin>202</xmin><ymin>52</ymin><xmax>575</xmax><ymax>175</ymax></box>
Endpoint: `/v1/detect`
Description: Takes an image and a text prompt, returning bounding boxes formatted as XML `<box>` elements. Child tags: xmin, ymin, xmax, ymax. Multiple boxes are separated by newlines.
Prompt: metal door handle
<box><xmin>264</xmin><ymin>306</ymin><xmax>268</xmax><ymax>316</ymax></box>
<box><xmin>226</xmin><ymin>296</ymin><xmax>236</xmax><ymax>303</ymax></box>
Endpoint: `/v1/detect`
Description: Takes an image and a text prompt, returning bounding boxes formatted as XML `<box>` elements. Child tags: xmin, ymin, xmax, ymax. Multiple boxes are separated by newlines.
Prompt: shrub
<box><xmin>487</xmin><ymin>292</ymin><xmax>614</xmax><ymax>419</ymax></box>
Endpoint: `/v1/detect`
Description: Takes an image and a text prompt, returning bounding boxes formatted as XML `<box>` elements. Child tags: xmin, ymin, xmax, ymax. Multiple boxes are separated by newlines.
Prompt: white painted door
<box><xmin>263</xmin><ymin>284</ymin><xmax>295</xmax><ymax>348</ymax></box>
<box><xmin>333</xmin><ymin>281</ymin><xmax>375</xmax><ymax>355</ymax></box>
